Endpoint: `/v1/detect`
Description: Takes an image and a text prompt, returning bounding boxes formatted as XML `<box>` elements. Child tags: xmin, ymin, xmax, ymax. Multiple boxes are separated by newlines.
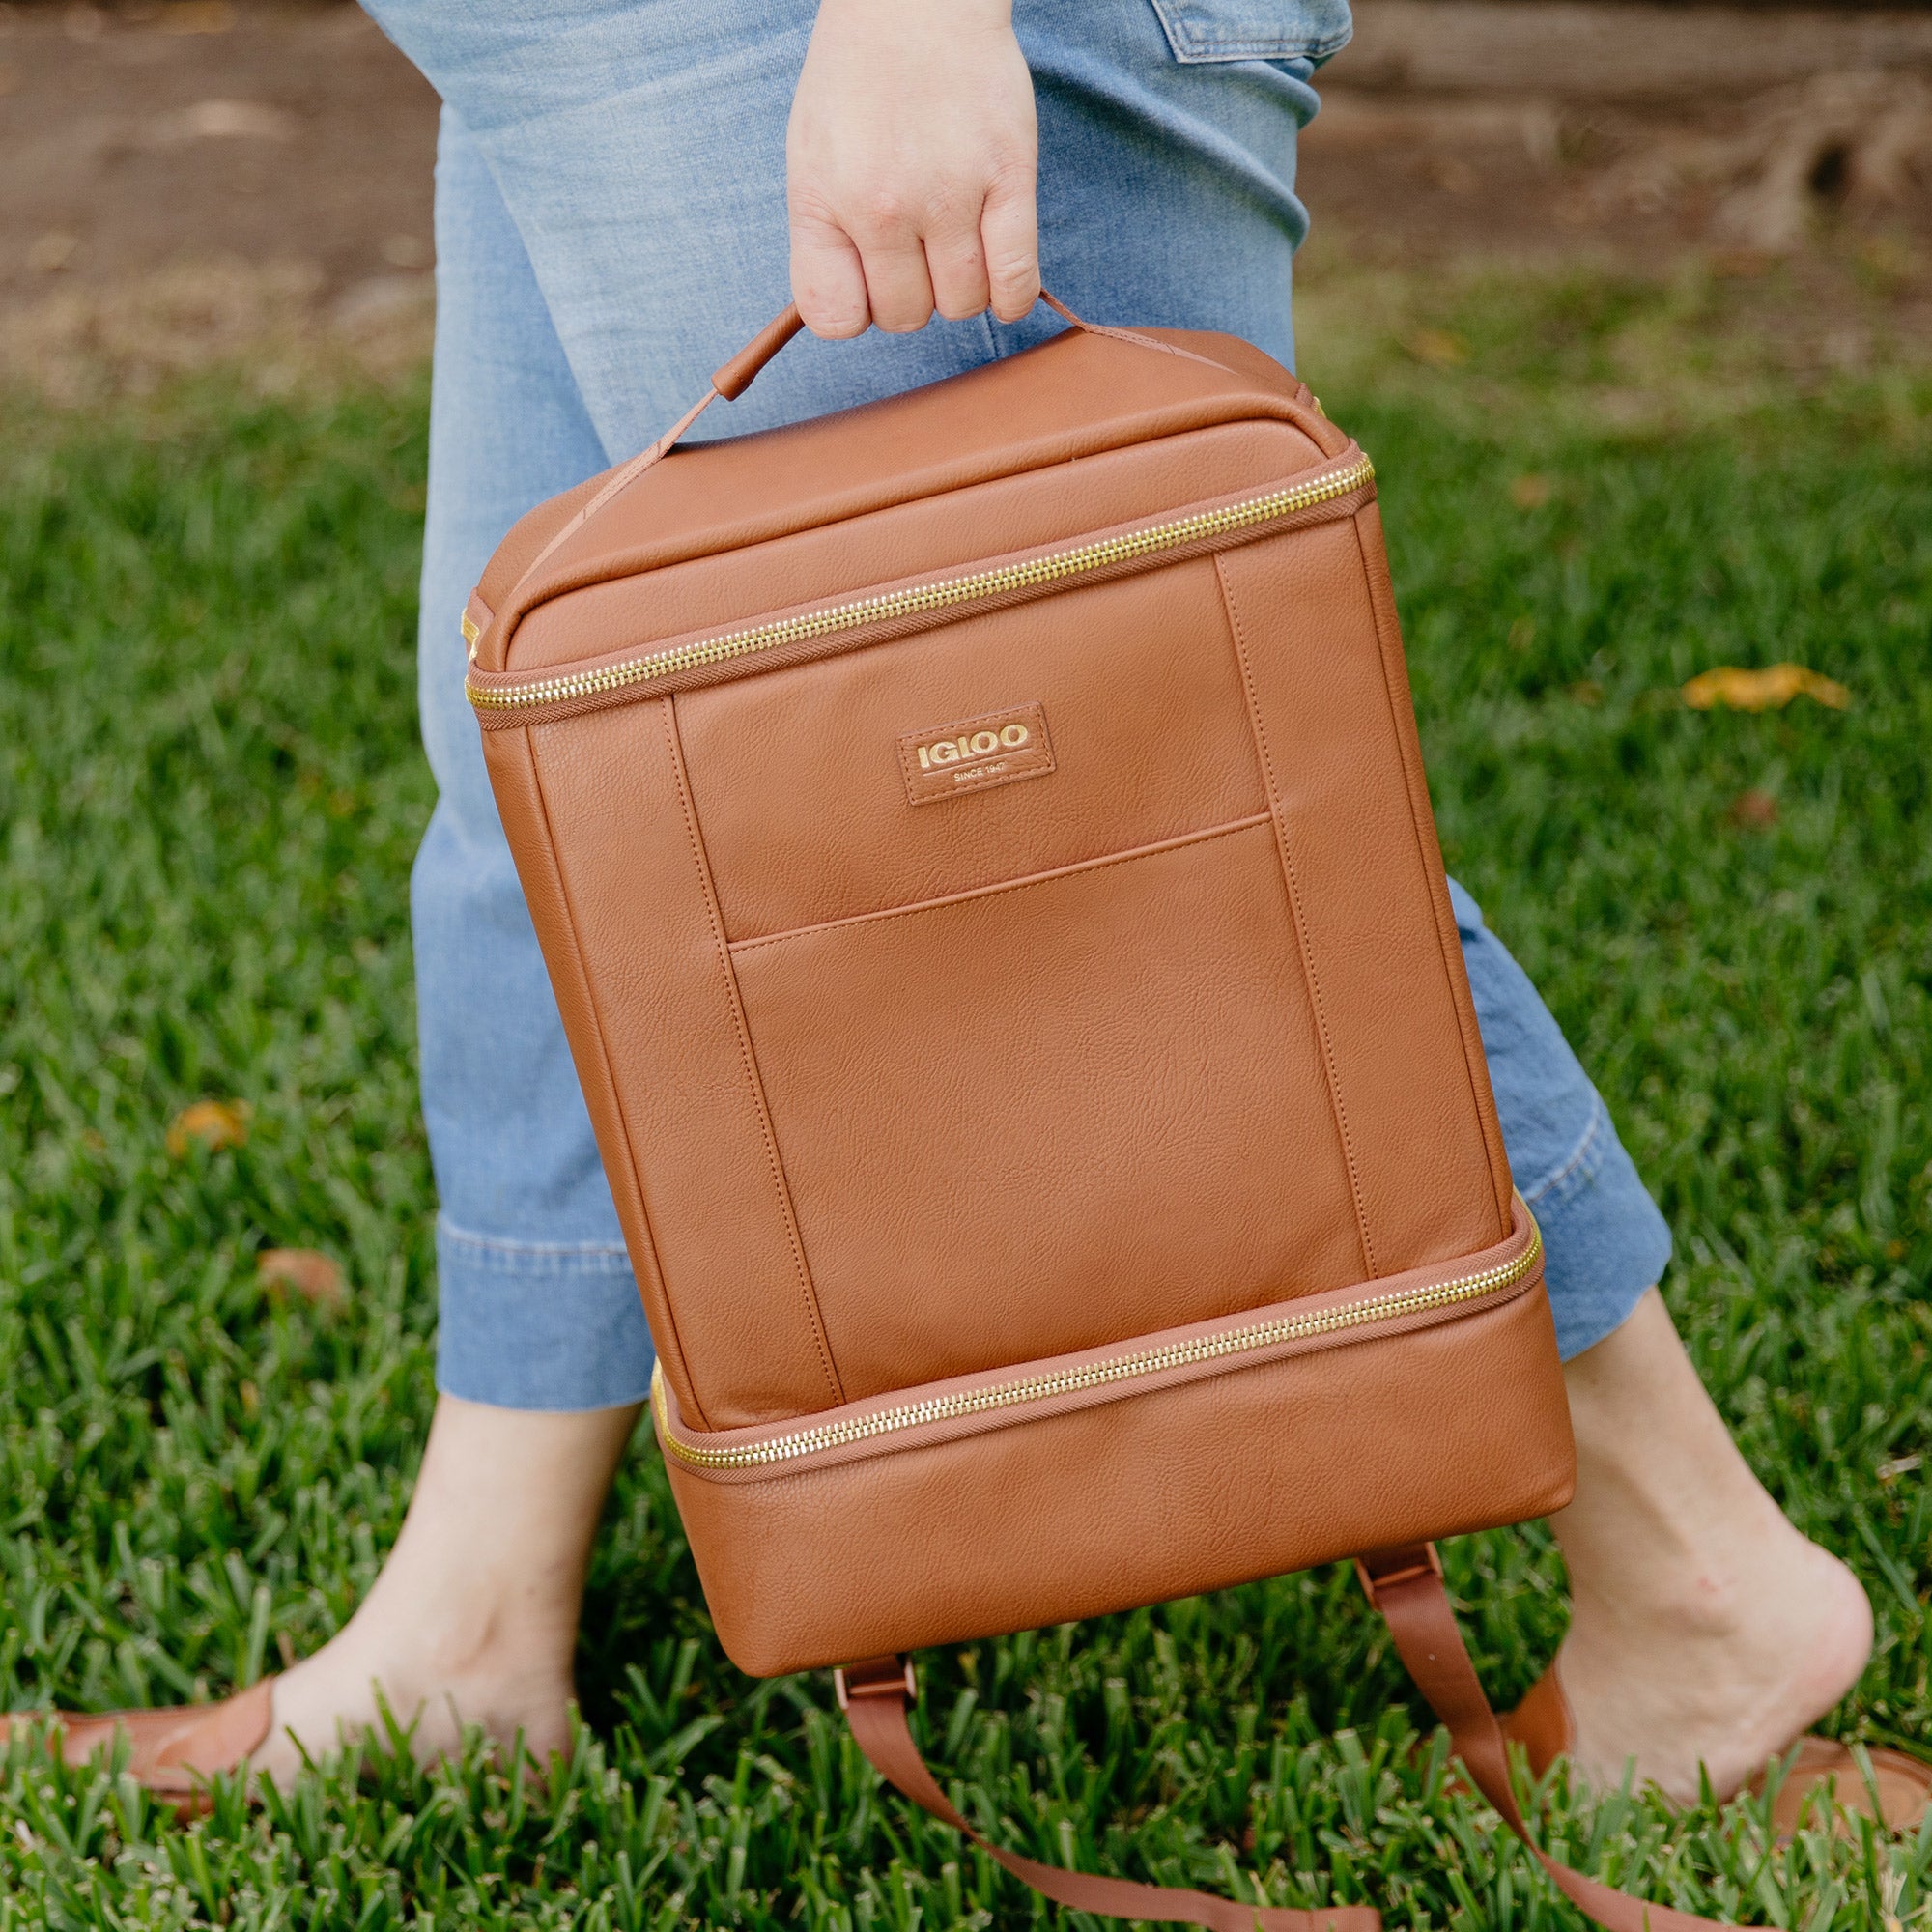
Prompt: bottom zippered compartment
<box><xmin>654</xmin><ymin>1197</ymin><xmax>1575</xmax><ymax>1676</ymax></box>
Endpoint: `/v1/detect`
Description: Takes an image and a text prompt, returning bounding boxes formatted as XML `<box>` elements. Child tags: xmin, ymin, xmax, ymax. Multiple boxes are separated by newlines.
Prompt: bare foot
<box><xmin>249</xmin><ymin>1393</ymin><xmax>639</xmax><ymax>1785</ymax></box>
<box><xmin>1549</xmin><ymin>1287</ymin><xmax>1874</xmax><ymax>1803</ymax></box>
<box><xmin>1555</xmin><ymin>1524</ymin><xmax>1873</xmax><ymax>1802</ymax></box>
<box><xmin>255</xmin><ymin>1619</ymin><xmax>577</xmax><ymax>1783</ymax></box>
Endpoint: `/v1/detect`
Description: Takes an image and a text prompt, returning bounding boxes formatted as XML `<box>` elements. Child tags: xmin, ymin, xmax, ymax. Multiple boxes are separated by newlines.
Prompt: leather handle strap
<box><xmin>500</xmin><ymin>291</ymin><xmax>1237</xmax><ymax>611</ymax></box>
<box><xmin>1361</xmin><ymin>1546</ymin><xmax>1744</xmax><ymax>1932</ymax></box>
<box><xmin>839</xmin><ymin>1552</ymin><xmax>1749</xmax><ymax>1932</ymax></box>
<box><xmin>838</xmin><ymin>1656</ymin><xmax>1378</xmax><ymax>1932</ymax></box>
<box><xmin>712</xmin><ymin>303</ymin><xmax>806</xmax><ymax>400</ymax></box>
<box><xmin>710</xmin><ymin>292</ymin><xmax>1230</xmax><ymax>407</ymax></box>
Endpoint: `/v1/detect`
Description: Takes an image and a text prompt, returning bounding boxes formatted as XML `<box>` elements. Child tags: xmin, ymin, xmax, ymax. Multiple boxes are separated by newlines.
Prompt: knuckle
<box><xmin>985</xmin><ymin>155</ymin><xmax>1039</xmax><ymax>202</ymax></box>
<box><xmin>930</xmin><ymin>253</ymin><xmax>992</xmax><ymax>321</ymax></box>
<box><xmin>922</xmin><ymin>178</ymin><xmax>980</xmax><ymax>236</ymax></box>
<box><xmin>851</xmin><ymin>187</ymin><xmax>915</xmax><ymax>242</ymax></box>
<box><xmin>785</xmin><ymin>179</ymin><xmax>845</xmax><ymax>233</ymax></box>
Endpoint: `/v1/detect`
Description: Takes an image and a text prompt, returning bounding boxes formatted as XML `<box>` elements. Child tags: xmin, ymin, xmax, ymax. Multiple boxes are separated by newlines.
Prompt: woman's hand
<box><xmin>786</xmin><ymin>0</ymin><xmax>1039</xmax><ymax>338</ymax></box>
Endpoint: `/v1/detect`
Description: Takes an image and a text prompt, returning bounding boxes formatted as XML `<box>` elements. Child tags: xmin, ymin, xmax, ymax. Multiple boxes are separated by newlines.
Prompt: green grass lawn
<box><xmin>1</xmin><ymin>274</ymin><xmax>1930</xmax><ymax>1929</ymax></box>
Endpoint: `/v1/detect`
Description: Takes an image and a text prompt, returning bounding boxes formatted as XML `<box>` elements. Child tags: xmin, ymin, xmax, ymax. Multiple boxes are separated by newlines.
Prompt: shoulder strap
<box><xmin>838</xmin><ymin>1547</ymin><xmax>1748</xmax><ymax>1932</ymax></box>
<box><xmin>838</xmin><ymin>1656</ymin><xmax>1374</xmax><ymax>1931</ymax></box>
<box><xmin>1361</xmin><ymin>1546</ymin><xmax>1742</xmax><ymax>1932</ymax></box>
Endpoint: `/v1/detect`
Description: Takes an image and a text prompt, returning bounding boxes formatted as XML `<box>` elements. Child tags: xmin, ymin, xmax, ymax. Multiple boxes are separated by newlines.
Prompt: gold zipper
<box><xmin>469</xmin><ymin>453</ymin><xmax>1374</xmax><ymax>715</ymax></box>
<box><xmin>656</xmin><ymin>1217</ymin><xmax>1538</xmax><ymax>1472</ymax></box>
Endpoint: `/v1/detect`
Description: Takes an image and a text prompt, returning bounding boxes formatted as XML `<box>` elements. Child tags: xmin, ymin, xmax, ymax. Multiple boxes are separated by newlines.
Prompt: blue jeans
<box><xmin>366</xmin><ymin>0</ymin><xmax>1671</xmax><ymax>1410</ymax></box>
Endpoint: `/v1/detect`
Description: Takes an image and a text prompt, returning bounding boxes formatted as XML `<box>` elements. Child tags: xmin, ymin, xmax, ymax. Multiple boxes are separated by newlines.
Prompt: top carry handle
<box><xmin>458</xmin><ymin>291</ymin><xmax>1347</xmax><ymax>655</ymax></box>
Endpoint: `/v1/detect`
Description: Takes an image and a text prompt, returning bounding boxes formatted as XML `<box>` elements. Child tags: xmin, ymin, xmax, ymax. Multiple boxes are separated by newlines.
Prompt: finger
<box><xmin>790</xmin><ymin>208</ymin><xmax>872</xmax><ymax>340</ymax></box>
<box><xmin>980</xmin><ymin>161</ymin><xmax>1040</xmax><ymax>324</ymax></box>
<box><xmin>860</xmin><ymin>241</ymin><xmax>937</xmax><ymax>334</ymax></box>
<box><xmin>925</xmin><ymin>224</ymin><xmax>993</xmax><ymax>322</ymax></box>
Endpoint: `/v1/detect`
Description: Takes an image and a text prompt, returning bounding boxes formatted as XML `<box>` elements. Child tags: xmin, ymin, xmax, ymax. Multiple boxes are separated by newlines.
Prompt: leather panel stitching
<box><xmin>521</xmin><ymin>724</ymin><xmax>708</xmax><ymax>1425</ymax></box>
<box><xmin>1215</xmin><ymin>552</ymin><xmax>1378</xmax><ymax>1279</ymax></box>
<box><xmin>1350</xmin><ymin>509</ymin><xmax>1514</xmax><ymax>1236</ymax></box>
<box><xmin>662</xmin><ymin>698</ymin><xmax>846</xmax><ymax>1406</ymax></box>
<box><xmin>727</xmin><ymin>813</ymin><xmax>1274</xmax><ymax>955</ymax></box>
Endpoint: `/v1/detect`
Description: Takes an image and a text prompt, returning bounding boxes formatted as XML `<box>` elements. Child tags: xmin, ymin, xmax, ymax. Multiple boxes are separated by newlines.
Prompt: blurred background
<box><xmin>1</xmin><ymin>0</ymin><xmax>1929</xmax><ymax>395</ymax></box>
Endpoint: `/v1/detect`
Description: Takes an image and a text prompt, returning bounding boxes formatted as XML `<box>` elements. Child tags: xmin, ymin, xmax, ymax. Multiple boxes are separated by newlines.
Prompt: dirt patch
<box><xmin>0</xmin><ymin>3</ymin><xmax>435</xmax><ymax>304</ymax></box>
<box><xmin>0</xmin><ymin>1</ymin><xmax>435</xmax><ymax>390</ymax></box>
<box><xmin>1296</xmin><ymin>13</ymin><xmax>1932</xmax><ymax>365</ymax></box>
<box><xmin>0</xmin><ymin>0</ymin><xmax>1925</xmax><ymax>395</ymax></box>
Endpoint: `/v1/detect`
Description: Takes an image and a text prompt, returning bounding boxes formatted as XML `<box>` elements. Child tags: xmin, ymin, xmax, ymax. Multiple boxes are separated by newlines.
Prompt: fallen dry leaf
<box><xmin>257</xmin><ymin>1247</ymin><xmax>344</xmax><ymax>1307</ymax></box>
<box><xmin>1405</xmin><ymin>328</ymin><xmax>1467</xmax><ymax>370</ymax></box>
<box><xmin>1726</xmin><ymin>787</ymin><xmax>1780</xmax><ymax>829</ymax></box>
<box><xmin>165</xmin><ymin>1098</ymin><xmax>251</xmax><ymax>1157</ymax></box>
<box><xmin>1510</xmin><ymin>472</ymin><xmax>1553</xmax><ymax>509</ymax></box>
<box><xmin>1681</xmin><ymin>663</ymin><xmax>1851</xmax><ymax>712</ymax></box>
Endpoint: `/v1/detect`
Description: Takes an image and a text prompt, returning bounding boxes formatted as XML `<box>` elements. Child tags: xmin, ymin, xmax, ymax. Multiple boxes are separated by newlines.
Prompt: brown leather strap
<box><xmin>1361</xmin><ymin>1546</ymin><xmax>1745</xmax><ymax>1932</ymax></box>
<box><xmin>838</xmin><ymin>1655</ymin><xmax>1378</xmax><ymax>1932</ymax></box>
<box><xmin>713</xmin><ymin>304</ymin><xmax>806</xmax><ymax>400</ymax></box>
<box><xmin>500</xmin><ymin>289</ymin><xmax>1234</xmax><ymax>616</ymax></box>
<box><xmin>841</xmin><ymin>1555</ymin><xmax>1750</xmax><ymax>1932</ymax></box>
<box><xmin>1038</xmin><ymin>290</ymin><xmax>1238</xmax><ymax>375</ymax></box>
<box><xmin>511</xmin><ymin>384</ymin><xmax>724</xmax><ymax>591</ymax></box>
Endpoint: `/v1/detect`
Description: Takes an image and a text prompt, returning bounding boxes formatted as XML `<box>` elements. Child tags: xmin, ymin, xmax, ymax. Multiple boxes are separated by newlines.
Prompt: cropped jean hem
<box><xmin>1518</xmin><ymin>1091</ymin><xmax>1673</xmax><ymax>1358</ymax></box>
<box><xmin>434</xmin><ymin>1217</ymin><xmax>656</xmax><ymax>1412</ymax></box>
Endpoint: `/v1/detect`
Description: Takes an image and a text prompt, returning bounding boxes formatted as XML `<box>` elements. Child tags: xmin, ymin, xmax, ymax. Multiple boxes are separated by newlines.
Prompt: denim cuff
<box><xmin>1522</xmin><ymin>1094</ymin><xmax>1673</xmax><ymax>1360</ymax></box>
<box><xmin>434</xmin><ymin>1217</ymin><xmax>658</xmax><ymax>1411</ymax></box>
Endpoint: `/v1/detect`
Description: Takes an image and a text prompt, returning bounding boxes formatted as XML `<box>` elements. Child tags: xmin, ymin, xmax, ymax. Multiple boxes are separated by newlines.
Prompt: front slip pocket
<box><xmin>727</xmin><ymin>814</ymin><xmax>1365</xmax><ymax>1405</ymax></box>
<box><xmin>656</xmin><ymin>1197</ymin><xmax>1575</xmax><ymax>1677</ymax></box>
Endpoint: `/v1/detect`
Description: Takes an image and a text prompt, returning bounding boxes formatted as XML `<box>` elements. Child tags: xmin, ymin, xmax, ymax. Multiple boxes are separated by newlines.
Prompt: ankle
<box><xmin>1553</xmin><ymin>1536</ymin><xmax>1873</xmax><ymax>1801</ymax></box>
<box><xmin>344</xmin><ymin>1499</ymin><xmax>594</xmax><ymax>1690</ymax></box>
<box><xmin>327</xmin><ymin>1568</ymin><xmax>580</xmax><ymax>1710</ymax></box>
<box><xmin>1567</xmin><ymin>1506</ymin><xmax>1858</xmax><ymax>1652</ymax></box>
<box><xmin>377</xmin><ymin>1587</ymin><xmax>577</xmax><ymax>1691</ymax></box>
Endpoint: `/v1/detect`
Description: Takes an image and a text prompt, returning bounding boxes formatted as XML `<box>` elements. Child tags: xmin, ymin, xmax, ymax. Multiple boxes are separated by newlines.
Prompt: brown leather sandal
<box><xmin>0</xmin><ymin>1677</ymin><xmax>277</xmax><ymax>1818</ymax></box>
<box><xmin>1508</xmin><ymin>1663</ymin><xmax>1932</xmax><ymax>1837</ymax></box>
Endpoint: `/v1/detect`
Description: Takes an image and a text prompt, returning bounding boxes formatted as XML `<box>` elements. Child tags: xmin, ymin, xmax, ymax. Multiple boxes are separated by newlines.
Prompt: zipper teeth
<box><xmin>470</xmin><ymin>455</ymin><xmax>1374</xmax><ymax>713</ymax></box>
<box><xmin>657</xmin><ymin>1224</ymin><xmax>1539</xmax><ymax>1472</ymax></box>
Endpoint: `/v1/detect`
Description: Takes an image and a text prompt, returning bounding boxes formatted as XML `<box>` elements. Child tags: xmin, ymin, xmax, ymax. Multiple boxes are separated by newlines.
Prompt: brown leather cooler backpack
<box><xmin>463</xmin><ymin>298</ymin><xmax>1722</xmax><ymax>1932</ymax></box>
